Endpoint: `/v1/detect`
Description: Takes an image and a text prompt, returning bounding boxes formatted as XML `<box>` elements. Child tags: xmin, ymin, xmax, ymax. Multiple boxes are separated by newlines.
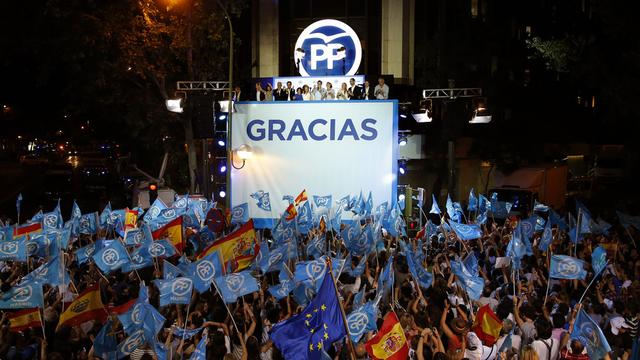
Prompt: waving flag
<box><xmin>163</xmin><ymin>260</ymin><xmax>182</xmax><ymax>280</ymax></box>
<box><xmin>269</xmin><ymin>279</ymin><xmax>296</xmax><ymax>300</ymax></box>
<box><xmin>99</xmin><ymin>202</ymin><xmax>112</xmax><ymax>228</ymax></box>
<box><xmin>451</xmin><ymin>259</ymin><xmax>484</xmax><ymax>300</ymax></box>
<box><xmin>297</xmin><ymin>201</ymin><xmax>314</xmax><ymax>234</ymax></box>
<box><xmin>448</xmin><ymin>220</ymin><xmax>482</xmax><ymax>241</ymax></box>
<box><xmin>571</xmin><ymin>309</ymin><xmax>611</xmax><ymax>360</ymax></box>
<box><xmin>152</xmin><ymin>217</ymin><xmax>184</xmax><ymax>253</ymax></box>
<box><xmin>446</xmin><ymin>195</ymin><xmax>460</xmax><ymax>222</ymax></box>
<box><xmin>306</xmin><ymin>235</ymin><xmax>326</xmax><ymax>259</ymax></box>
<box><xmin>93</xmin><ymin>319</ymin><xmax>118</xmax><ymax>360</ymax></box>
<box><xmin>145</xmin><ymin>198</ymin><xmax>168</xmax><ymax>222</ymax></box>
<box><xmin>295</xmin><ymin>257</ymin><xmax>329</xmax><ymax>291</ymax></box>
<box><xmin>550</xmin><ymin>255</ymin><xmax>587</xmax><ymax>280</ymax></box>
<box><xmin>190</xmin><ymin>252</ymin><xmax>223</xmax><ymax>293</ymax></box>
<box><xmin>0</xmin><ymin>280</ymin><xmax>44</xmax><ymax>309</ymax></box>
<box><xmin>8</xmin><ymin>308</ymin><xmax>42</xmax><ymax>333</ymax></box>
<box><xmin>42</xmin><ymin>205</ymin><xmax>63</xmax><ymax>231</ymax></box>
<box><xmin>124</xmin><ymin>227</ymin><xmax>148</xmax><ymax>246</ymax></box>
<box><xmin>251</xmin><ymin>190</ymin><xmax>272</xmax><ymax>211</ymax></box>
<box><xmin>173</xmin><ymin>326</ymin><xmax>203</xmax><ymax>340</ymax></box>
<box><xmin>270</xmin><ymin>266</ymin><xmax>347</xmax><ymax>360</ymax></box>
<box><xmin>539</xmin><ymin>219</ymin><xmax>553</xmax><ymax>252</ymax></box>
<box><xmin>190</xmin><ymin>332</ymin><xmax>208</xmax><ymax>360</ymax></box>
<box><xmin>344</xmin><ymin>255</ymin><xmax>367</xmax><ymax>277</ymax></box>
<box><xmin>313</xmin><ymin>195</ymin><xmax>332</xmax><ymax>215</ymax></box>
<box><xmin>347</xmin><ymin>302</ymin><xmax>378</xmax><ymax>343</ymax></box>
<box><xmin>148</xmin><ymin>239</ymin><xmax>177</xmax><ymax>259</ymax></box>
<box><xmin>79</xmin><ymin>212</ymin><xmax>98</xmax><ymax>235</ymax></box>
<box><xmin>92</xmin><ymin>240</ymin><xmax>129</xmax><ymax>274</ymax></box>
<box><xmin>406</xmin><ymin>248</ymin><xmax>433</xmax><ymax>289</ymax></box>
<box><xmin>154</xmin><ymin>277</ymin><xmax>193</xmax><ymax>306</ymax></box>
<box><xmin>231</xmin><ymin>203</ymin><xmax>249</xmax><ymax>225</ymax></box>
<box><xmin>330</xmin><ymin>205</ymin><xmax>343</xmax><ymax>233</ymax></box>
<box><xmin>122</xmin><ymin>245</ymin><xmax>154</xmax><ymax>273</ymax></box>
<box><xmin>377</xmin><ymin>255</ymin><xmax>395</xmax><ymax>299</ymax></box>
<box><xmin>365</xmin><ymin>312</ymin><xmax>408</xmax><ymax>360</ymax></box>
<box><xmin>591</xmin><ymin>246</ymin><xmax>607</xmax><ymax>275</ymax></box>
<box><xmin>468</xmin><ymin>188</ymin><xmax>478</xmax><ymax>212</ymax></box>
<box><xmin>116</xmin><ymin>328</ymin><xmax>147</xmax><ymax>359</ymax></box>
<box><xmin>198</xmin><ymin>219</ymin><xmax>257</xmax><ymax>270</ymax></box>
<box><xmin>214</xmin><ymin>270</ymin><xmax>260</xmax><ymax>303</ymax></box>
<box><xmin>429</xmin><ymin>194</ymin><xmax>441</xmax><ymax>215</ymax></box>
<box><xmin>21</xmin><ymin>256</ymin><xmax>69</xmax><ymax>287</ymax></box>
<box><xmin>0</xmin><ymin>238</ymin><xmax>27</xmax><ymax>262</ymax></box>
<box><xmin>56</xmin><ymin>284</ymin><xmax>106</xmax><ymax>329</ymax></box>
<box><xmin>472</xmin><ymin>304</ymin><xmax>503</xmax><ymax>346</ymax></box>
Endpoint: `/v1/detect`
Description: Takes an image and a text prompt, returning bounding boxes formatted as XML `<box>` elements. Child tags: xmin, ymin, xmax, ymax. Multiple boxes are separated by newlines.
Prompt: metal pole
<box><xmin>215</xmin><ymin>0</ymin><xmax>233</xmax><ymax>209</ymax></box>
<box><xmin>202</xmin><ymin>139</ymin><xmax>210</xmax><ymax>200</ymax></box>
<box><xmin>448</xmin><ymin>140</ymin><xmax>455</xmax><ymax>199</ymax></box>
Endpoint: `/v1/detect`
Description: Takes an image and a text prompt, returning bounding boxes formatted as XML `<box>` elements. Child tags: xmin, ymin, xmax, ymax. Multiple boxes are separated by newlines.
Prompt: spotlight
<box><xmin>236</xmin><ymin>144</ymin><xmax>253</xmax><ymax>160</ymax></box>
<box><xmin>218</xmin><ymin>114</ymin><xmax>227</xmax><ymax>120</ymax></box>
<box><xmin>398</xmin><ymin>194</ymin><xmax>406</xmax><ymax>201</ymax></box>
<box><xmin>166</xmin><ymin>99</ymin><xmax>184</xmax><ymax>113</ymax></box>
<box><xmin>219</xmin><ymin>164</ymin><xmax>227</xmax><ymax>173</ymax></box>
<box><xmin>216</xmin><ymin>134</ymin><xmax>226</xmax><ymax>147</ymax></box>
<box><xmin>469</xmin><ymin>97</ymin><xmax>492</xmax><ymax>124</ymax></box>
<box><xmin>412</xmin><ymin>99</ymin><xmax>433</xmax><ymax>123</ymax></box>
<box><xmin>219</xmin><ymin>189</ymin><xmax>227</xmax><ymax>198</ymax></box>
<box><xmin>398</xmin><ymin>159</ymin><xmax>407</xmax><ymax>175</ymax></box>
<box><xmin>398</xmin><ymin>134</ymin><xmax>408</xmax><ymax>147</ymax></box>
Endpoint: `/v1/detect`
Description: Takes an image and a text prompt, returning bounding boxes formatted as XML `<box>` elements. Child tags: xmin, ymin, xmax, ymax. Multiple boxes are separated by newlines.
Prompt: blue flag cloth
<box><xmin>116</xmin><ymin>328</ymin><xmax>147</xmax><ymax>359</ymax></box>
<box><xmin>231</xmin><ymin>203</ymin><xmax>250</xmax><ymax>225</ymax></box>
<box><xmin>450</xmin><ymin>260</ymin><xmax>484</xmax><ymax>300</ymax></box>
<box><xmin>344</xmin><ymin>256</ymin><xmax>367</xmax><ymax>277</ymax></box>
<box><xmin>250</xmin><ymin>190</ymin><xmax>272</xmax><ymax>211</ymax></box>
<box><xmin>75</xmin><ymin>240</ymin><xmax>111</xmax><ymax>265</ymax></box>
<box><xmin>173</xmin><ymin>326</ymin><xmax>203</xmax><ymax>340</ymax></box>
<box><xmin>144</xmin><ymin>198</ymin><xmax>168</xmax><ymax>222</ymax></box>
<box><xmin>377</xmin><ymin>255</ymin><xmax>395</xmax><ymax>299</ymax></box>
<box><xmin>163</xmin><ymin>260</ymin><xmax>183</xmax><ymax>280</ymax></box>
<box><xmin>478</xmin><ymin>194</ymin><xmax>489</xmax><ymax>213</ymax></box>
<box><xmin>429</xmin><ymin>194</ymin><xmax>441</xmax><ymax>215</ymax></box>
<box><xmin>306</xmin><ymin>235</ymin><xmax>326</xmax><ymax>259</ymax></box>
<box><xmin>270</xmin><ymin>267</ymin><xmax>347</xmax><ymax>360</ymax></box>
<box><xmin>189</xmin><ymin>332</ymin><xmax>208</xmax><ymax>360</ymax></box>
<box><xmin>571</xmin><ymin>309</ymin><xmax>611</xmax><ymax>360</ymax></box>
<box><xmin>269</xmin><ymin>279</ymin><xmax>296</xmax><ymax>300</ymax></box>
<box><xmin>94</xmin><ymin>319</ymin><xmax>118</xmax><ymax>360</ymax></box>
<box><xmin>547</xmin><ymin>209</ymin><xmax>568</xmax><ymax>231</ymax></box>
<box><xmin>214</xmin><ymin>270</ymin><xmax>260</xmax><ymax>303</ymax></box>
<box><xmin>406</xmin><ymin>248</ymin><xmax>433</xmax><ymax>289</ymax></box>
<box><xmin>190</xmin><ymin>252</ymin><xmax>223</xmax><ymax>294</ymax></box>
<box><xmin>21</xmin><ymin>256</ymin><xmax>69</xmax><ymax>287</ymax></box>
<box><xmin>295</xmin><ymin>257</ymin><xmax>329</xmax><ymax>291</ymax></box>
<box><xmin>292</xmin><ymin>283</ymin><xmax>316</xmax><ymax>307</ymax></box>
<box><xmin>448</xmin><ymin>220</ymin><xmax>482</xmax><ymax>241</ymax></box>
<box><xmin>92</xmin><ymin>240</ymin><xmax>130</xmax><ymax>274</ymax></box>
<box><xmin>0</xmin><ymin>238</ymin><xmax>27</xmax><ymax>262</ymax></box>
<box><xmin>550</xmin><ymin>255</ymin><xmax>587</xmax><ymax>280</ymax></box>
<box><xmin>539</xmin><ymin>219</ymin><xmax>553</xmax><ymax>252</ymax></box>
<box><xmin>353</xmin><ymin>288</ymin><xmax>366</xmax><ymax>308</ymax></box>
<box><xmin>148</xmin><ymin>239</ymin><xmax>178</xmax><ymax>259</ymax></box>
<box><xmin>313</xmin><ymin>195</ymin><xmax>332</xmax><ymax>214</ymax></box>
<box><xmin>386</xmin><ymin>203</ymin><xmax>406</xmax><ymax>238</ymax></box>
<box><xmin>506</xmin><ymin>228</ymin><xmax>527</xmax><ymax>270</ymax></box>
<box><xmin>591</xmin><ymin>246</ymin><xmax>607</xmax><ymax>275</ymax></box>
<box><xmin>99</xmin><ymin>202</ymin><xmax>112</xmax><ymax>228</ymax></box>
<box><xmin>364</xmin><ymin>191</ymin><xmax>374</xmax><ymax>216</ymax></box>
<box><xmin>346</xmin><ymin>302</ymin><xmax>378</xmax><ymax>343</ymax></box>
<box><xmin>520</xmin><ymin>217</ymin><xmax>536</xmax><ymax>241</ymax></box>
<box><xmin>122</xmin><ymin>246</ymin><xmax>154</xmax><ymax>273</ymax></box>
<box><xmin>0</xmin><ymin>280</ymin><xmax>44</xmax><ymax>309</ymax></box>
<box><xmin>297</xmin><ymin>201</ymin><xmax>314</xmax><ymax>235</ymax></box>
<box><xmin>42</xmin><ymin>205</ymin><xmax>63</xmax><ymax>231</ymax></box>
<box><xmin>468</xmin><ymin>189</ymin><xmax>478</xmax><ymax>212</ymax></box>
<box><xmin>123</xmin><ymin>228</ymin><xmax>146</xmax><ymax>246</ymax></box>
<box><xmin>78</xmin><ymin>212</ymin><xmax>98</xmax><ymax>235</ymax></box>
<box><xmin>330</xmin><ymin>206</ymin><xmax>343</xmax><ymax>233</ymax></box>
<box><xmin>154</xmin><ymin>277</ymin><xmax>193</xmax><ymax>306</ymax></box>
<box><xmin>534</xmin><ymin>200</ymin><xmax>550</xmax><ymax>212</ymax></box>
<box><xmin>260</xmin><ymin>243</ymin><xmax>289</xmax><ymax>273</ymax></box>
<box><xmin>463</xmin><ymin>253</ymin><xmax>479</xmax><ymax>277</ymax></box>
<box><xmin>446</xmin><ymin>195</ymin><xmax>460</xmax><ymax>222</ymax></box>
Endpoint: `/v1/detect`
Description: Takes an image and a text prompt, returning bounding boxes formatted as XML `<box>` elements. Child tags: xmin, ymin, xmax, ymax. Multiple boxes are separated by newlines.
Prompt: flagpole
<box><xmin>40</xmin><ymin>308</ymin><xmax>46</xmax><ymax>340</ymax></box>
<box><xmin>543</xmin><ymin>249</ymin><xmax>552</xmax><ymax>307</ymax></box>
<box><xmin>211</xmin><ymin>278</ymin><xmax>240</xmax><ymax>332</ymax></box>
<box><xmin>575</xmin><ymin>208</ymin><xmax>581</xmax><ymax>257</ymax></box>
<box><xmin>326</xmin><ymin>258</ymin><xmax>356</xmax><ymax>360</ymax></box>
<box><xmin>577</xmin><ymin>262</ymin><xmax>607</xmax><ymax>305</ymax></box>
<box><xmin>624</xmin><ymin>227</ymin><xmax>638</xmax><ymax>249</ymax></box>
<box><xmin>180</xmin><ymin>292</ymin><xmax>193</xmax><ymax>360</ymax></box>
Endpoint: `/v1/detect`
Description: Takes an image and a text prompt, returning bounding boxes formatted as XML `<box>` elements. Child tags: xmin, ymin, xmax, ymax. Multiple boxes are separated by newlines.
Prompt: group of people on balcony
<box><xmin>240</xmin><ymin>77</ymin><xmax>389</xmax><ymax>102</ymax></box>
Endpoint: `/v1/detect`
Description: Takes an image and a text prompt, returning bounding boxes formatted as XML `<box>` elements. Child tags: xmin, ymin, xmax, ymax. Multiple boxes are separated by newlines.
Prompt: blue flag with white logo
<box><xmin>21</xmin><ymin>256</ymin><xmax>69</xmax><ymax>287</ymax></box>
<box><xmin>148</xmin><ymin>239</ymin><xmax>177</xmax><ymax>259</ymax></box>
<box><xmin>144</xmin><ymin>198</ymin><xmax>167</xmax><ymax>222</ymax></box>
<box><xmin>429</xmin><ymin>194</ymin><xmax>441</xmax><ymax>215</ymax></box>
<box><xmin>450</xmin><ymin>260</ymin><xmax>484</xmax><ymax>300</ymax></box>
<box><xmin>92</xmin><ymin>240</ymin><xmax>130</xmax><ymax>274</ymax></box>
<box><xmin>448</xmin><ymin>220</ymin><xmax>482</xmax><ymax>241</ymax></box>
<box><xmin>78</xmin><ymin>212</ymin><xmax>98</xmax><ymax>235</ymax></box>
<box><xmin>189</xmin><ymin>332</ymin><xmax>208</xmax><ymax>360</ymax></box>
<box><xmin>550</xmin><ymin>255</ymin><xmax>587</xmax><ymax>280</ymax></box>
<box><xmin>123</xmin><ymin>228</ymin><xmax>147</xmax><ymax>246</ymax></box>
<box><xmin>154</xmin><ymin>277</ymin><xmax>193</xmax><ymax>306</ymax></box>
<box><xmin>116</xmin><ymin>328</ymin><xmax>147</xmax><ymax>359</ymax></box>
<box><xmin>0</xmin><ymin>280</ymin><xmax>44</xmax><ymax>309</ymax></box>
<box><xmin>42</xmin><ymin>205</ymin><xmax>63</xmax><ymax>231</ymax></box>
<box><xmin>269</xmin><ymin>278</ymin><xmax>296</xmax><ymax>300</ymax></box>
<box><xmin>295</xmin><ymin>257</ymin><xmax>329</xmax><ymax>291</ymax></box>
<box><xmin>306</xmin><ymin>235</ymin><xmax>326</xmax><ymax>259</ymax></box>
<box><xmin>377</xmin><ymin>255</ymin><xmax>395</xmax><ymax>299</ymax></box>
<box><xmin>446</xmin><ymin>195</ymin><xmax>461</xmax><ymax>222</ymax></box>
<box><xmin>463</xmin><ymin>253</ymin><xmax>479</xmax><ymax>277</ymax></box>
<box><xmin>190</xmin><ymin>252</ymin><xmax>223</xmax><ymax>294</ymax></box>
<box><xmin>214</xmin><ymin>270</ymin><xmax>260</xmax><ymax>303</ymax></box>
<box><xmin>93</xmin><ymin>319</ymin><xmax>118</xmax><ymax>360</ymax></box>
<box><xmin>75</xmin><ymin>240</ymin><xmax>110</xmax><ymax>265</ymax></box>
<box><xmin>591</xmin><ymin>246</ymin><xmax>607</xmax><ymax>275</ymax></box>
<box><xmin>122</xmin><ymin>245</ymin><xmax>154</xmax><ymax>273</ymax></box>
<box><xmin>173</xmin><ymin>326</ymin><xmax>203</xmax><ymax>340</ymax></box>
<box><xmin>406</xmin><ymin>248</ymin><xmax>433</xmax><ymax>289</ymax></box>
<box><xmin>297</xmin><ymin>201</ymin><xmax>314</xmax><ymax>234</ymax></box>
<box><xmin>468</xmin><ymin>188</ymin><xmax>478</xmax><ymax>212</ymax></box>
<box><xmin>0</xmin><ymin>238</ymin><xmax>27</xmax><ymax>262</ymax></box>
<box><xmin>571</xmin><ymin>309</ymin><xmax>611</xmax><ymax>360</ymax></box>
<box><xmin>250</xmin><ymin>190</ymin><xmax>272</xmax><ymax>212</ymax></box>
<box><xmin>163</xmin><ymin>260</ymin><xmax>182</xmax><ymax>280</ymax></box>
<box><xmin>346</xmin><ymin>302</ymin><xmax>378</xmax><ymax>343</ymax></box>
<box><xmin>539</xmin><ymin>218</ymin><xmax>553</xmax><ymax>252</ymax></box>
<box><xmin>520</xmin><ymin>217</ymin><xmax>536</xmax><ymax>241</ymax></box>
<box><xmin>270</xmin><ymin>267</ymin><xmax>347</xmax><ymax>360</ymax></box>
<box><xmin>231</xmin><ymin>203</ymin><xmax>249</xmax><ymax>225</ymax></box>
<box><xmin>344</xmin><ymin>255</ymin><xmax>367</xmax><ymax>277</ymax></box>
<box><xmin>548</xmin><ymin>209</ymin><xmax>568</xmax><ymax>231</ymax></box>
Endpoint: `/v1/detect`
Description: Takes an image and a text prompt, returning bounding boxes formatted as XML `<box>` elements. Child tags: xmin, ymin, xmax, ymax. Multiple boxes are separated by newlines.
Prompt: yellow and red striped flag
<box><xmin>124</xmin><ymin>209</ymin><xmax>138</xmax><ymax>229</ymax></box>
<box><xmin>284</xmin><ymin>203</ymin><xmax>297</xmax><ymax>221</ymax></box>
<box><xmin>197</xmin><ymin>219</ymin><xmax>258</xmax><ymax>272</ymax></box>
<box><xmin>57</xmin><ymin>284</ymin><xmax>107</xmax><ymax>330</ymax></box>
<box><xmin>13</xmin><ymin>223</ymin><xmax>42</xmax><ymax>238</ymax></box>
<box><xmin>152</xmin><ymin>217</ymin><xmax>184</xmax><ymax>253</ymax></box>
<box><xmin>294</xmin><ymin>189</ymin><xmax>308</xmax><ymax>206</ymax></box>
<box><xmin>8</xmin><ymin>308</ymin><xmax>42</xmax><ymax>333</ymax></box>
<box><xmin>365</xmin><ymin>312</ymin><xmax>409</xmax><ymax>360</ymax></box>
<box><xmin>472</xmin><ymin>304</ymin><xmax>503</xmax><ymax>346</ymax></box>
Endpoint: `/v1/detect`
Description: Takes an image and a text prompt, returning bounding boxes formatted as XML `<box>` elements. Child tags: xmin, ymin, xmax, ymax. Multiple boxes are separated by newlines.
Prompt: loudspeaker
<box><xmin>190</xmin><ymin>94</ymin><xmax>214</xmax><ymax>139</ymax></box>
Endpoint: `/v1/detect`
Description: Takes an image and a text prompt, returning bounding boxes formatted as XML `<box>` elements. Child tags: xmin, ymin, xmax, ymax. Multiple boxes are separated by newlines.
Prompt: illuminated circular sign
<box><xmin>294</xmin><ymin>19</ymin><xmax>362</xmax><ymax>77</ymax></box>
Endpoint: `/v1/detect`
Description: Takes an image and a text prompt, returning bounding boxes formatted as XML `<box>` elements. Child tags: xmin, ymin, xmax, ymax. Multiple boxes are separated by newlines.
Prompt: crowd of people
<box><xmin>0</xmin><ymin>191</ymin><xmax>639</xmax><ymax>360</ymax></box>
<box><xmin>236</xmin><ymin>77</ymin><xmax>390</xmax><ymax>102</ymax></box>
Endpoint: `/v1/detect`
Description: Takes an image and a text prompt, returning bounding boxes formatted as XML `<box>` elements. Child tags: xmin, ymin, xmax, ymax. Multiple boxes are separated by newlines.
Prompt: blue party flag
<box><xmin>154</xmin><ymin>277</ymin><xmax>193</xmax><ymax>306</ymax></box>
<box><xmin>539</xmin><ymin>218</ymin><xmax>553</xmax><ymax>252</ymax></box>
<box><xmin>591</xmin><ymin>246</ymin><xmax>607</xmax><ymax>275</ymax></box>
<box><xmin>406</xmin><ymin>249</ymin><xmax>433</xmax><ymax>289</ymax></box>
<box><xmin>269</xmin><ymin>278</ymin><xmax>296</xmax><ymax>300</ymax></box>
<box><xmin>189</xmin><ymin>332</ymin><xmax>208</xmax><ymax>360</ymax></box>
<box><xmin>189</xmin><ymin>252</ymin><xmax>223</xmax><ymax>293</ymax></box>
<box><xmin>468</xmin><ymin>189</ymin><xmax>478</xmax><ymax>212</ymax></box>
<box><xmin>250</xmin><ymin>190</ymin><xmax>272</xmax><ymax>211</ymax></box>
<box><xmin>21</xmin><ymin>256</ymin><xmax>69</xmax><ymax>287</ymax></box>
<box><xmin>446</xmin><ymin>194</ymin><xmax>460</xmax><ymax>222</ymax></box>
<box><xmin>0</xmin><ymin>238</ymin><xmax>27</xmax><ymax>262</ymax></box>
<box><xmin>99</xmin><ymin>202</ymin><xmax>112</xmax><ymax>228</ymax></box>
<box><xmin>116</xmin><ymin>328</ymin><xmax>147</xmax><ymax>358</ymax></box>
<box><xmin>163</xmin><ymin>260</ymin><xmax>182</xmax><ymax>280</ymax></box>
<box><xmin>173</xmin><ymin>326</ymin><xmax>203</xmax><ymax>340</ymax></box>
<box><xmin>214</xmin><ymin>270</ymin><xmax>260</xmax><ymax>303</ymax></box>
<box><xmin>122</xmin><ymin>245</ymin><xmax>154</xmax><ymax>273</ymax></box>
<box><xmin>42</xmin><ymin>205</ymin><xmax>63</xmax><ymax>231</ymax></box>
<box><xmin>463</xmin><ymin>253</ymin><xmax>479</xmax><ymax>277</ymax></box>
<box><xmin>292</xmin><ymin>282</ymin><xmax>315</xmax><ymax>306</ymax></box>
<box><xmin>450</xmin><ymin>260</ymin><xmax>484</xmax><ymax>300</ymax></box>
<box><xmin>231</xmin><ymin>203</ymin><xmax>249</xmax><ymax>225</ymax></box>
<box><xmin>364</xmin><ymin>191</ymin><xmax>374</xmax><ymax>216</ymax></box>
<box><xmin>313</xmin><ymin>195</ymin><xmax>332</xmax><ymax>212</ymax></box>
<box><xmin>307</xmin><ymin>235</ymin><xmax>326</xmax><ymax>259</ymax></box>
<box><xmin>377</xmin><ymin>255</ymin><xmax>395</xmax><ymax>299</ymax></box>
<box><xmin>548</xmin><ymin>209</ymin><xmax>568</xmax><ymax>231</ymax></box>
<box><xmin>346</xmin><ymin>302</ymin><xmax>378</xmax><ymax>343</ymax></box>
<box><xmin>144</xmin><ymin>198</ymin><xmax>167</xmax><ymax>222</ymax></box>
<box><xmin>0</xmin><ymin>280</ymin><xmax>44</xmax><ymax>309</ymax></box>
<box><xmin>71</xmin><ymin>200</ymin><xmax>82</xmax><ymax>221</ymax></box>
<box><xmin>429</xmin><ymin>194</ymin><xmax>441</xmax><ymax>215</ymax></box>
<box><xmin>448</xmin><ymin>220</ymin><xmax>482</xmax><ymax>241</ymax></box>
<box><xmin>270</xmin><ymin>266</ymin><xmax>347</xmax><ymax>360</ymax></box>
<box><xmin>148</xmin><ymin>239</ymin><xmax>177</xmax><ymax>259</ymax></box>
<box><xmin>92</xmin><ymin>240</ymin><xmax>130</xmax><ymax>274</ymax></box>
<box><xmin>123</xmin><ymin>228</ymin><xmax>147</xmax><ymax>246</ymax></box>
<box><xmin>344</xmin><ymin>255</ymin><xmax>367</xmax><ymax>277</ymax></box>
<box><xmin>520</xmin><ymin>217</ymin><xmax>536</xmax><ymax>241</ymax></box>
<box><xmin>93</xmin><ymin>319</ymin><xmax>118</xmax><ymax>360</ymax></box>
<box><xmin>534</xmin><ymin>200</ymin><xmax>549</xmax><ymax>212</ymax></box>
<box><xmin>353</xmin><ymin>288</ymin><xmax>366</xmax><ymax>308</ymax></box>
<box><xmin>550</xmin><ymin>255</ymin><xmax>587</xmax><ymax>280</ymax></box>
<box><xmin>295</xmin><ymin>257</ymin><xmax>329</xmax><ymax>291</ymax></box>
<box><xmin>297</xmin><ymin>201</ymin><xmax>314</xmax><ymax>234</ymax></box>
<box><xmin>571</xmin><ymin>309</ymin><xmax>611</xmax><ymax>360</ymax></box>
<box><xmin>78</xmin><ymin>212</ymin><xmax>98</xmax><ymax>235</ymax></box>
<box><xmin>478</xmin><ymin>195</ymin><xmax>489</xmax><ymax>213</ymax></box>
<box><xmin>386</xmin><ymin>203</ymin><xmax>406</xmax><ymax>238</ymax></box>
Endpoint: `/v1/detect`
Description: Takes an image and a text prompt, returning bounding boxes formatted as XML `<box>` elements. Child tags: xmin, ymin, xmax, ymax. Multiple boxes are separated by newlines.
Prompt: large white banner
<box><xmin>230</xmin><ymin>100</ymin><xmax>398</xmax><ymax>228</ymax></box>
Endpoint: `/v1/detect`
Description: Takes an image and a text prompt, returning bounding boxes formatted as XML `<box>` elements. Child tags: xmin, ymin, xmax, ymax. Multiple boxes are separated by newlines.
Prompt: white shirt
<box><xmin>374</xmin><ymin>83</ymin><xmax>389</xmax><ymax>99</ymax></box>
<box><xmin>531</xmin><ymin>338</ymin><xmax>560</xmax><ymax>360</ymax></box>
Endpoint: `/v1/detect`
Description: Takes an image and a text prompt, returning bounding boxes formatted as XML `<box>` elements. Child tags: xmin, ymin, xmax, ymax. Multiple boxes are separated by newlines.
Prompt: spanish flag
<box><xmin>284</xmin><ymin>203</ymin><xmax>297</xmax><ymax>221</ymax></box>
<box><xmin>366</xmin><ymin>312</ymin><xmax>409</xmax><ymax>360</ymax></box>
<box><xmin>294</xmin><ymin>189</ymin><xmax>308</xmax><ymax>206</ymax></box>
<box><xmin>152</xmin><ymin>217</ymin><xmax>184</xmax><ymax>253</ymax></box>
<box><xmin>57</xmin><ymin>284</ymin><xmax>107</xmax><ymax>330</ymax></box>
<box><xmin>197</xmin><ymin>219</ymin><xmax>258</xmax><ymax>272</ymax></box>
<box><xmin>8</xmin><ymin>308</ymin><xmax>42</xmax><ymax>333</ymax></box>
<box><xmin>471</xmin><ymin>304</ymin><xmax>503</xmax><ymax>346</ymax></box>
<box><xmin>13</xmin><ymin>223</ymin><xmax>42</xmax><ymax>238</ymax></box>
<box><xmin>124</xmin><ymin>209</ymin><xmax>138</xmax><ymax>229</ymax></box>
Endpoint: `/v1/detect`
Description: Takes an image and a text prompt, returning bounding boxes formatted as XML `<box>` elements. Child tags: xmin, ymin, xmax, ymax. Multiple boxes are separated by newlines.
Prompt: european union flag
<box><xmin>213</xmin><ymin>270</ymin><xmax>260</xmax><ymax>303</ymax></box>
<box><xmin>346</xmin><ymin>302</ymin><xmax>378</xmax><ymax>343</ymax></box>
<box><xmin>231</xmin><ymin>203</ymin><xmax>249</xmax><ymax>225</ymax></box>
<box><xmin>0</xmin><ymin>238</ymin><xmax>27</xmax><ymax>262</ymax></box>
<box><xmin>571</xmin><ymin>309</ymin><xmax>611</xmax><ymax>360</ymax></box>
<box><xmin>0</xmin><ymin>280</ymin><xmax>44</xmax><ymax>309</ymax></box>
<box><xmin>429</xmin><ymin>194</ymin><xmax>441</xmax><ymax>214</ymax></box>
<box><xmin>270</xmin><ymin>267</ymin><xmax>347</xmax><ymax>360</ymax></box>
<box><xmin>550</xmin><ymin>255</ymin><xmax>587</xmax><ymax>280</ymax></box>
<box><xmin>190</xmin><ymin>252</ymin><xmax>223</xmax><ymax>293</ymax></box>
<box><xmin>154</xmin><ymin>277</ymin><xmax>193</xmax><ymax>306</ymax></box>
<box><xmin>591</xmin><ymin>246</ymin><xmax>607</xmax><ymax>275</ymax></box>
<box><xmin>448</xmin><ymin>220</ymin><xmax>482</xmax><ymax>241</ymax></box>
<box><xmin>250</xmin><ymin>190</ymin><xmax>272</xmax><ymax>211</ymax></box>
<box><xmin>92</xmin><ymin>240</ymin><xmax>130</xmax><ymax>274</ymax></box>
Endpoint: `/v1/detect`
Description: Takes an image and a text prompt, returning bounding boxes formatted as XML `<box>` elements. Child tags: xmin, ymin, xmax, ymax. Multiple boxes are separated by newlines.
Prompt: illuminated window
<box><xmin>471</xmin><ymin>0</ymin><xmax>479</xmax><ymax>18</ymax></box>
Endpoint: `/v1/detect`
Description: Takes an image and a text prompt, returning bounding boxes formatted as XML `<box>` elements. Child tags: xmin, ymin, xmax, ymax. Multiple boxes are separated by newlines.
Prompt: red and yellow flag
<box><xmin>472</xmin><ymin>304</ymin><xmax>503</xmax><ymax>346</ymax></box>
<box><xmin>124</xmin><ymin>209</ymin><xmax>138</xmax><ymax>229</ymax></box>
<box><xmin>152</xmin><ymin>217</ymin><xmax>184</xmax><ymax>253</ymax></box>
<box><xmin>8</xmin><ymin>308</ymin><xmax>42</xmax><ymax>332</ymax></box>
<box><xmin>284</xmin><ymin>203</ymin><xmax>297</xmax><ymax>221</ymax></box>
<box><xmin>13</xmin><ymin>223</ymin><xmax>42</xmax><ymax>238</ymax></box>
<box><xmin>57</xmin><ymin>284</ymin><xmax>106</xmax><ymax>330</ymax></box>
<box><xmin>294</xmin><ymin>189</ymin><xmax>308</xmax><ymax>206</ymax></box>
<box><xmin>366</xmin><ymin>312</ymin><xmax>409</xmax><ymax>360</ymax></box>
<box><xmin>197</xmin><ymin>219</ymin><xmax>258</xmax><ymax>272</ymax></box>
